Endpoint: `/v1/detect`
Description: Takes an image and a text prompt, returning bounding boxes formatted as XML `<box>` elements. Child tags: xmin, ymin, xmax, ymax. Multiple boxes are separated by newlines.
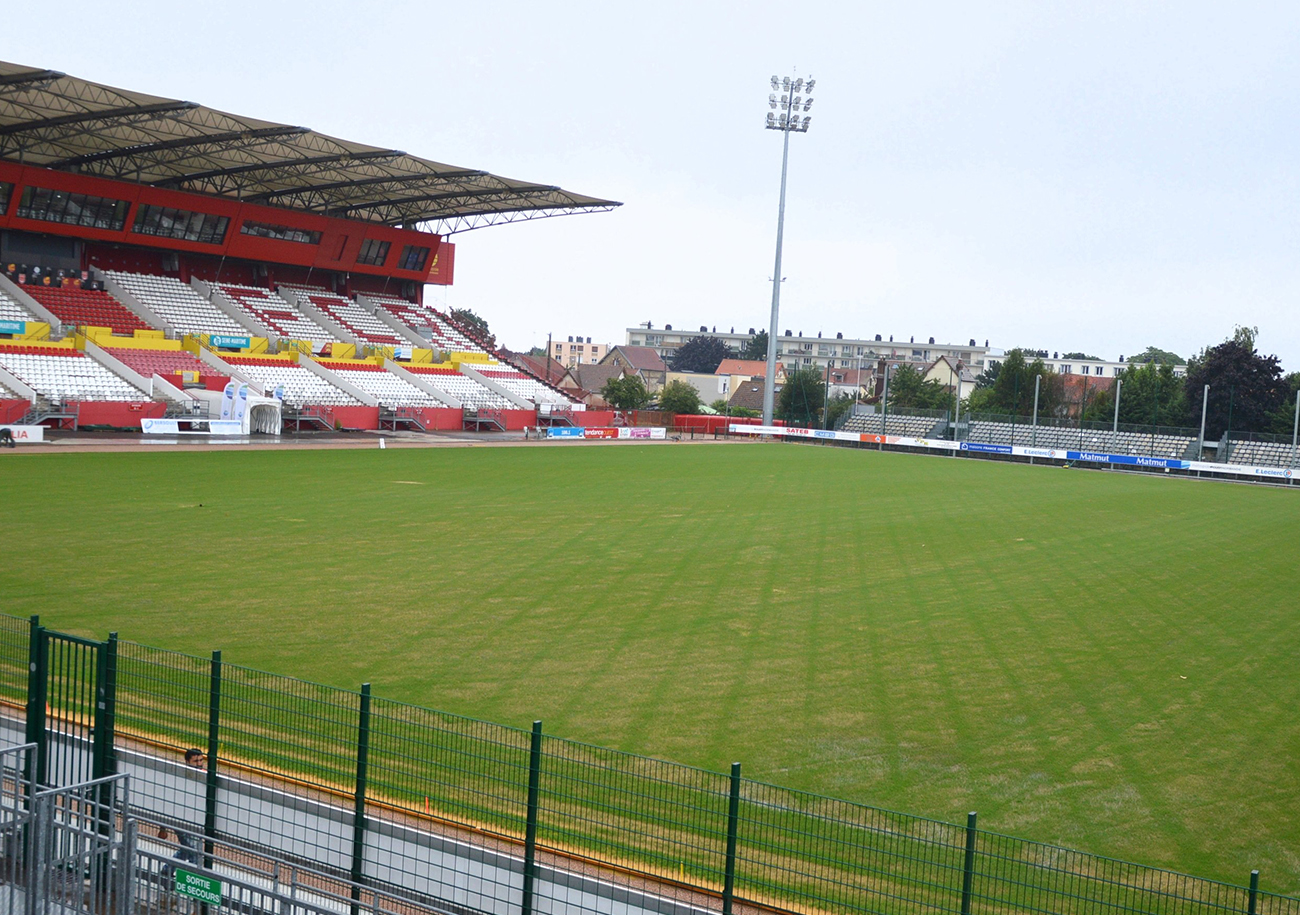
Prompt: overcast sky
<box><xmin>8</xmin><ymin>1</ymin><xmax>1299</xmax><ymax>368</ymax></box>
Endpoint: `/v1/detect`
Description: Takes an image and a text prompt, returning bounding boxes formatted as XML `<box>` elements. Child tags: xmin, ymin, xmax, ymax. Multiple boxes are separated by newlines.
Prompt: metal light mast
<box><xmin>761</xmin><ymin>74</ymin><xmax>815</xmax><ymax>426</ymax></box>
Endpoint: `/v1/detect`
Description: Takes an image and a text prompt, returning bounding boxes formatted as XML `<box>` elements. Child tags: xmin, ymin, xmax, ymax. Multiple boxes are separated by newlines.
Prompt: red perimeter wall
<box><xmin>327</xmin><ymin>406</ymin><xmax>381</xmax><ymax>431</ymax></box>
<box><xmin>0</xmin><ymin>400</ymin><xmax>30</xmax><ymax>424</ymax></box>
<box><xmin>405</xmin><ymin>407</ymin><xmax>462</xmax><ymax>430</ymax></box>
<box><xmin>73</xmin><ymin>401</ymin><xmax>166</xmax><ymax>428</ymax></box>
<box><xmin>501</xmin><ymin>409</ymin><xmax>534</xmax><ymax>431</ymax></box>
<box><xmin>571</xmin><ymin>411</ymin><xmax>616</xmax><ymax>427</ymax></box>
<box><xmin>672</xmin><ymin>415</ymin><xmax>779</xmax><ymax>432</ymax></box>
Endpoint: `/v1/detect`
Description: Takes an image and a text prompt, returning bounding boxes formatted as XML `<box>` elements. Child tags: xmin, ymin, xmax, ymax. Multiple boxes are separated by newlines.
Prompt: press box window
<box><xmin>0</xmin><ymin>183</ymin><xmax>12</xmax><ymax>215</ymax></box>
<box><xmin>357</xmin><ymin>238</ymin><xmax>390</xmax><ymax>266</ymax></box>
<box><xmin>133</xmin><ymin>204</ymin><xmax>229</xmax><ymax>244</ymax></box>
<box><xmin>15</xmin><ymin>186</ymin><xmax>129</xmax><ymax>230</ymax></box>
<box><xmin>240</xmin><ymin>220</ymin><xmax>321</xmax><ymax>245</ymax></box>
<box><xmin>398</xmin><ymin>245</ymin><xmax>430</xmax><ymax>271</ymax></box>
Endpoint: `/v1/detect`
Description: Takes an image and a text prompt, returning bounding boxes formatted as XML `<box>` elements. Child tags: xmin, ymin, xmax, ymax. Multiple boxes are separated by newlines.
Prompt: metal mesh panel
<box><xmin>217</xmin><ymin>662</ymin><xmax>358</xmax><ymax>794</ymax></box>
<box><xmin>734</xmin><ymin>781</ymin><xmax>965</xmax><ymax>915</ymax></box>
<box><xmin>0</xmin><ymin>615</ymin><xmax>28</xmax><ymax>709</ymax></box>
<box><xmin>971</xmin><ymin>829</ymin><xmax>1300</xmax><ymax>915</ymax></box>
<box><xmin>537</xmin><ymin>736</ymin><xmax>731</xmax><ymax>885</ymax></box>
<box><xmin>368</xmin><ymin>696</ymin><xmax>531</xmax><ymax>835</ymax></box>
<box><xmin>114</xmin><ymin>642</ymin><xmax>209</xmax><ymax>756</ymax></box>
<box><xmin>215</xmin><ymin>662</ymin><xmax>359</xmax><ymax>873</ymax></box>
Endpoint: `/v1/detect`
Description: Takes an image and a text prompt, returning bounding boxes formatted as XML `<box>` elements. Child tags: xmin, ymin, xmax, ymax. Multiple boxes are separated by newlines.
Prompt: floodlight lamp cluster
<box><xmin>765</xmin><ymin>74</ymin><xmax>815</xmax><ymax>133</ymax></box>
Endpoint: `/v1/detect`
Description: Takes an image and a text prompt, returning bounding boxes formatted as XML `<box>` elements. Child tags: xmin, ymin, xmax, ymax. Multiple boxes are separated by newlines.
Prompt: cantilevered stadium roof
<box><xmin>0</xmin><ymin>61</ymin><xmax>620</xmax><ymax>234</ymax></box>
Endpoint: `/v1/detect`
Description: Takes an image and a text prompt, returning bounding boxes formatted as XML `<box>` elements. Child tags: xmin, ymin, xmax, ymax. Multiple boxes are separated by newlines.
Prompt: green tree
<box><xmin>740</xmin><ymin>330</ymin><xmax>769</xmax><ymax>361</ymax></box>
<box><xmin>886</xmin><ymin>365</ymin><xmax>951</xmax><ymax>411</ymax></box>
<box><xmin>449</xmin><ymin>308</ymin><xmax>494</xmax><ymax>349</ymax></box>
<box><xmin>1061</xmin><ymin>351</ymin><xmax>1100</xmax><ymax>360</ymax></box>
<box><xmin>1131</xmin><ymin>346</ymin><xmax>1183</xmax><ymax>366</ymax></box>
<box><xmin>973</xmin><ymin>360</ymin><xmax>1001</xmax><ymax>390</ymax></box>
<box><xmin>526</xmin><ymin>345</ymin><xmax>547</xmax><ymax>357</ymax></box>
<box><xmin>1182</xmin><ymin>330</ymin><xmax>1288</xmax><ymax>437</ymax></box>
<box><xmin>977</xmin><ymin>350</ymin><xmax>1064</xmax><ymax>416</ymax></box>
<box><xmin>1266</xmin><ymin>373</ymin><xmax>1300</xmax><ymax>435</ymax></box>
<box><xmin>1111</xmin><ymin>361</ymin><xmax>1186</xmax><ymax>427</ymax></box>
<box><xmin>670</xmin><ymin>336</ymin><xmax>732</xmax><ymax>373</ymax></box>
<box><xmin>825</xmin><ymin>393</ymin><xmax>855</xmax><ymax>429</ymax></box>
<box><xmin>599</xmin><ymin>374</ymin><xmax>650</xmax><ymax>410</ymax></box>
<box><xmin>656</xmin><ymin>379</ymin><xmax>703</xmax><ymax>415</ymax></box>
<box><xmin>777</xmin><ymin>365</ymin><xmax>825</xmax><ymax>427</ymax></box>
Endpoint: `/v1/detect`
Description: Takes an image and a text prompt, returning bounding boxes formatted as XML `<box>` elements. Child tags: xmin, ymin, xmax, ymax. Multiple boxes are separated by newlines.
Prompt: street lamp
<box><xmin>761</xmin><ymin>74</ymin><xmax>816</xmax><ymax>426</ymax></box>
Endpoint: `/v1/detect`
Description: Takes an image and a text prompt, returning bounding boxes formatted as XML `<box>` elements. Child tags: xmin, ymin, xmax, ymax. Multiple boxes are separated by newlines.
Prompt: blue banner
<box><xmin>210</xmin><ymin>334</ymin><xmax>250</xmax><ymax>349</ymax></box>
<box><xmin>0</xmin><ymin>320</ymin><xmax>26</xmax><ymax>335</ymax></box>
<box><xmin>960</xmin><ymin>442</ymin><xmax>1013</xmax><ymax>455</ymax></box>
<box><xmin>1066</xmin><ymin>450</ymin><xmax>1188</xmax><ymax>470</ymax></box>
<box><xmin>547</xmin><ymin>427</ymin><xmax>584</xmax><ymax>438</ymax></box>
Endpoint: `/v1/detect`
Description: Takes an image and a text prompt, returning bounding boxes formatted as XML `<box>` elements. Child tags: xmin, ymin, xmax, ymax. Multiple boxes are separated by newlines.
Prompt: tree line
<box><xmin>967</xmin><ymin>328</ymin><xmax>1298</xmax><ymax>438</ymax></box>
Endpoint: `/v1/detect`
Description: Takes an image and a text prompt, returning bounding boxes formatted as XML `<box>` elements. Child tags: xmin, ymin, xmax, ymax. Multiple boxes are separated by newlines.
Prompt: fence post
<box><xmin>961</xmin><ymin>812</ymin><xmax>978</xmax><ymax>915</ymax></box>
<box><xmin>203</xmin><ymin>650</ymin><xmax>222</xmax><ymax>866</ymax></box>
<box><xmin>722</xmin><ymin>762</ymin><xmax>742</xmax><ymax>915</ymax></box>
<box><xmin>25</xmin><ymin>615</ymin><xmax>47</xmax><ymax>789</ymax></box>
<box><xmin>91</xmin><ymin>633</ymin><xmax>118</xmax><ymax>781</ymax></box>
<box><xmin>1248</xmin><ymin>870</ymin><xmax>1259</xmax><ymax>915</ymax></box>
<box><xmin>350</xmin><ymin>684</ymin><xmax>372</xmax><ymax>915</ymax></box>
<box><xmin>522</xmin><ymin>720</ymin><xmax>543</xmax><ymax>915</ymax></box>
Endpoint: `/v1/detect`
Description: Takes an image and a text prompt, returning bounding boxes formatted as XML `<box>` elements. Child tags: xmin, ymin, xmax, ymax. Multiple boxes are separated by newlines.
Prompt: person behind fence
<box><xmin>159</xmin><ymin>748</ymin><xmax>206</xmax><ymax>869</ymax></box>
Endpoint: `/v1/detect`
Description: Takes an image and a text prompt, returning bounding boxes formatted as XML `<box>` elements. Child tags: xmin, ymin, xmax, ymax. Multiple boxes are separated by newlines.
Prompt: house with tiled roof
<box><xmin>565</xmin><ymin>363</ymin><xmax>645</xmax><ymax>407</ymax></box>
<box><xmin>923</xmin><ymin>355</ymin><xmax>979</xmax><ymax>402</ymax></box>
<box><xmin>727</xmin><ymin>379</ymin><xmax>778</xmax><ymax>414</ymax></box>
<box><xmin>600</xmin><ymin>345</ymin><xmax>667</xmax><ymax>390</ymax></box>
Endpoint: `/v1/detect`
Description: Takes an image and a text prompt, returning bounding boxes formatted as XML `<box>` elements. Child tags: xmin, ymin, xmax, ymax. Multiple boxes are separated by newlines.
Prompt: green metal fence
<box><xmin>4</xmin><ymin>611</ymin><xmax>1296</xmax><ymax>915</ymax></box>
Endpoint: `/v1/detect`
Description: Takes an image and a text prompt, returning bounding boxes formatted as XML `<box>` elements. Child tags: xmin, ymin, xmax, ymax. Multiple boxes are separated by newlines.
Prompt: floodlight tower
<box><xmin>761</xmin><ymin>74</ymin><xmax>815</xmax><ymax>426</ymax></box>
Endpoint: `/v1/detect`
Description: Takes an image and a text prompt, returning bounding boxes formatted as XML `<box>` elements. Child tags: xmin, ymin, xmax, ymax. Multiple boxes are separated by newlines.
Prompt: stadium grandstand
<box><xmin>0</xmin><ymin>60</ymin><xmax>620</xmax><ymax>433</ymax></box>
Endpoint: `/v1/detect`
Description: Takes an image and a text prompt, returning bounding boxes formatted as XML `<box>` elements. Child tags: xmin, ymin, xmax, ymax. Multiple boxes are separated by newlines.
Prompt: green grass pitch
<box><xmin>1</xmin><ymin>442</ymin><xmax>1297</xmax><ymax>890</ymax></box>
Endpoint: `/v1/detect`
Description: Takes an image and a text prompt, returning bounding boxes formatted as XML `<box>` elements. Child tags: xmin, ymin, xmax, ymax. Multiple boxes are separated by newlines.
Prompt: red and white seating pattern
<box><xmin>427</xmin><ymin>310</ymin><xmax>484</xmax><ymax>353</ymax></box>
<box><xmin>279</xmin><ymin>286</ymin><xmax>403</xmax><ymax>345</ymax></box>
<box><xmin>367</xmin><ymin>295</ymin><xmax>436</xmax><ymax>331</ymax></box>
<box><xmin>215</xmin><ymin>284</ymin><xmax>335</xmax><ymax>343</ymax></box>
<box><xmin>110</xmin><ymin>347</ymin><xmax>220</xmax><ymax>383</ymax></box>
<box><xmin>0</xmin><ymin>347</ymin><xmax>147</xmax><ymax>401</ymax></box>
<box><xmin>405</xmin><ymin>366</ymin><xmax>512</xmax><ymax>409</ymax></box>
<box><xmin>222</xmin><ymin>358</ymin><xmax>358</xmax><ymax>407</ymax></box>
<box><xmin>365</xmin><ymin>296</ymin><xmax>486</xmax><ymax>354</ymax></box>
<box><xmin>316</xmin><ymin>363</ymin><xmax>443</xmax><ymax>406</ymax></box>
<box><xmin>24</xmin><ymin>286</ymin><xmax>151</xmax><ymax>335</ymax></box>
<box><xmin>473</xmin><ymin>364</ymin><xmax>572</xmax><ymax>404</ymax></box>
<box><xmin>0</xmin><ymin>288</ymin><xmax>39</xmax><ymax>324</ymax></box>
<box><xmin>101</xmin><ymin>270</ymin><xmax>246</xmax><ymax>336</ymax></box>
